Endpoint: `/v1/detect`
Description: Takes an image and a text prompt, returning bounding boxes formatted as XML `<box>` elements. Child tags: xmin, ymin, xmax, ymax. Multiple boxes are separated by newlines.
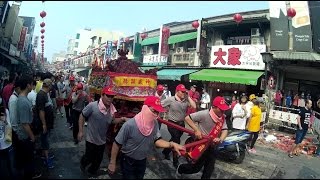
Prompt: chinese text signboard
<box><xmin>143</xmin><ymin>54</ymin><xmax>168</xmax><ymax>66</ymax></box>
<box><xmin>159</xmin><ymin>26</ymin><xmax>170</xmax><ymax>57</ymax></box>
<box><xmin>18</xmin><ymin>27</ymin><xmax>28</xmax><ymax>51</ymax></box>
<box><xmin>210</xmin><ymin>45</ymin><xmax>266</xmax><ymax>70</ymax></box>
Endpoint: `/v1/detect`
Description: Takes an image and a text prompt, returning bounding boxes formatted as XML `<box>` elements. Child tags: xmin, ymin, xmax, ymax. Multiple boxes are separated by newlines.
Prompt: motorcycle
<box><xmin>216</xmin><ymin>130</ymin><xmax>251</xmax><ymax>164</ymax></box>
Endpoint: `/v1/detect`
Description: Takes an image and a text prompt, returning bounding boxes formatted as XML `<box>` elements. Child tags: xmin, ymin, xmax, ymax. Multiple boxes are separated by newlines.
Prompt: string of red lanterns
<box><xmin>39</xmin><ymin>0</ymin><xmax>46</xmax><ymax>64</ymax></box>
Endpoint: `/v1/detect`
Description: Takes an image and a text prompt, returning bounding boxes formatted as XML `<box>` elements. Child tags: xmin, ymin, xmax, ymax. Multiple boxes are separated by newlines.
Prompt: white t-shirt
<box><xmin>200</xmin><ymin>92</ymin><xmax>211</xmax><ymax>109</ymax></box>
<box><xmin>0</xmin><ymin>109</ymin><xmax>12</xmax><ymax>150</ymax></box>
<box><xmin>27</xmin><ymin>89</ymin><xmax>37</xmax><ymax>106</ymax></box>
<box><xmin>232</xmin><ymin>103</ymin><xmax>251</xmax><ymax>130</ymax></box>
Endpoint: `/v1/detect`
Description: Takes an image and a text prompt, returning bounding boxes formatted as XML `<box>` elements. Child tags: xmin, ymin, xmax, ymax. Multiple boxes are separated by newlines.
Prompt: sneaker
<box><xmin>46</xmin><ymin>158</ymin><xmax>55</xmax><ymax>169</ymax></box>
<box><xmin>84</xmin><ymin>122</ymin><xmax>88</xmax><ymax>126</ymax></box>
<box><xmin>248</xmin><ymin>148</ymin><xmax>257</xmax><ymax>154</ymax></box>
<box><xmin>32</xmin><ymin>172</ymin><xmax>42</xmax><ymax>179</ymax></box>
<box><xmin>175</xmin><ymin>163</ymin><xmax>182</xmax><ymax>179</ymax></box>
<box><xmin>41</xmin><ymin>153</ymin><xmax>55</xmax><ymax>160</ymax></box>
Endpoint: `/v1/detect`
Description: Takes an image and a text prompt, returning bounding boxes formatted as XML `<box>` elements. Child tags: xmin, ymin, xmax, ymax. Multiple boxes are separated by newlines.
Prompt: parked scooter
<box><xmin>217</xmin><ymin>130</ymin><xmax>251</xmax><ymax>164</ymax></box>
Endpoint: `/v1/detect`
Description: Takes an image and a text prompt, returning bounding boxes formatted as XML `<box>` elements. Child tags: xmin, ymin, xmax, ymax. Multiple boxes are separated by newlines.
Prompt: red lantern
<box><xmin>233</xmin><ymin>13</ymin><xmax>243</xmax><ymax>24</ymax></box>
<box><xmin>41</xmin><ymin>29</ymin><xmax>45</xmax><ymax>34</ymax></box>
<box><xmin>40</xmin><ymin>22</ymin><xmax>45</xmax><ymax>28</ymax></box>
<box><xmin>41</xmin><ymin>40</ymin><xmax>44</xmax><ymax>43</ymax></box>
<box><xmin>40</xmin><ymin>11</ymin><xmax>47</xmax><ymax>18</ymax></box>
<box><xmin>41</xmin><ymin>35</ymin><xmax>44</xmax><ymax>39</ymax></box>
<box><xmin>287</xmin><ymin>8</ymin><xmax>296</xmax><ymax>19</ymax></box>
<box><xmin>192</xmin><ymin>21</ymin><xmax>199</xmax><ymax>29</ymax></box>
<box><xmin>125</xmin><ymin>37</ymin><xmax>130</xmax><ymax>43</ymax></box>
<box><xmin>140</xmin><ymin>33</ymin><xmax>147</xmax><ymax>40</ymax></box>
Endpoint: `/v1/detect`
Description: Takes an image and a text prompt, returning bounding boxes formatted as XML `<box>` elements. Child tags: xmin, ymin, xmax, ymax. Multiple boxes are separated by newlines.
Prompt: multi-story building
<box><xmin>73</xmin><ymin>28</ymin><xmax>92</xmax><ymax>56</ymax></box>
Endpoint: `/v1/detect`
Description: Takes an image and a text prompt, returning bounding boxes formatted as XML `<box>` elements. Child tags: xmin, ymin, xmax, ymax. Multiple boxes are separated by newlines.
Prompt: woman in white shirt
<box><xmin>232</xmin><ymin>93</ymin><xmax>250</xmax><ymax>130</ymax></box>
<box><xmin>0</xmin><ymin>102</ymin><xmax>18</xmax><ymax>178</ymax></box>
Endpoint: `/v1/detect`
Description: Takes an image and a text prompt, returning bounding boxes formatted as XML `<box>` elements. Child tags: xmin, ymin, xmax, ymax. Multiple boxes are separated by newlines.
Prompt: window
<box><xmin>74</xmin><ymin>51</ymin><xmax>77</xmax><ymax>56</ymax></box>
<box><xmin>75</xmin><ymin>42</ymin><xmax>79</xmax><ymax>48</ymax></box>
<box><xmin>76</xmin><ymin>33</ymin><xmax>80</xmax><ymax>39</ymax></box>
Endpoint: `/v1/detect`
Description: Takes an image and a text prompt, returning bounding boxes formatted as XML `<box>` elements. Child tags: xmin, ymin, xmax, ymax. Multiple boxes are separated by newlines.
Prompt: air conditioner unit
<box><xmin>176</xmin><ymin>47</ymin><xmax>184</xmax><ymax>53</ymax></box>
<box><xmin>251</xmin><ymin>28</ymin><xmax>260</xmax><ymax>37</ymax></box>
<box><xmin>251</xmin><ymin>37</ymin><xmax>261</xmax><ymax>45</ymax></box>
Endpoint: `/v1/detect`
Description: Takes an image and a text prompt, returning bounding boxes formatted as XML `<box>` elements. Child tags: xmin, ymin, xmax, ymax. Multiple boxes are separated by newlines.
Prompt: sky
<box><xmin>18</xmin><ymin>1</ymin><xmax>269</xmax><ymax>62</ymax></box>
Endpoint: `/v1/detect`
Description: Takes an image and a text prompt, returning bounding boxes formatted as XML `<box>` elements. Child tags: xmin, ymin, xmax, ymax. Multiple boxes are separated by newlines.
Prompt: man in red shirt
<box><xmin>187</xmin><ymin>85</ymin><xmax>200</xmax><ymax>115</ymax></box>
<box><xmin>2</xmin><ymin>74</ymin><xmax>16</xmax><ymax>108</ymax></box>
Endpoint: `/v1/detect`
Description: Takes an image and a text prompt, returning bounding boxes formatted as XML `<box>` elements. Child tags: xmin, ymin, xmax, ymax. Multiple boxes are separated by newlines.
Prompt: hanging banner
<box><xmin>309</xmin><ymin>1</ymin><xmax>320</xmax><ymax>53</ymax></box>
<box><xmin>17</xmin><ymin>26</ymin><xmax>28</xmax><ymax>51</ymax></box>
<box><xmin>290</xmin><ymin>1</ymin><xmax>312</xmax><ymax>52</ymax></box>
<box><xmin>159</xmin><ymin>25</ymin><xmax>170</xmax><ymax>57</ymax></box>
<box><xmin>210</xmin><ymin>45</ymin><xmax>266</xmax><ymax>70</ymax></box>
<box><xmin>269</xmin><ymin>1</ymin><xmax>289</xmax><ymax>51</ymax></box>
<box><xmin>33</xmin><ymin>36</ymin><xmax>39</xmax><ymax>49</ymax></box>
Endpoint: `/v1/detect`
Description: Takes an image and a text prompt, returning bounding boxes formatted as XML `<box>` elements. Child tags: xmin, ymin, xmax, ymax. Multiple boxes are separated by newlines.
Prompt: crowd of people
<box><xmin>1</xmin><ymin>71</ymin><xmax>316</xmax><ymax>179</ymax></box>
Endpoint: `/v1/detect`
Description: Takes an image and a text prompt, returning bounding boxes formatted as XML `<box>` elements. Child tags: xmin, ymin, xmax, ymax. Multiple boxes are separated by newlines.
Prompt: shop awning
<box><xmin>0</xmin><ymin>52</ymin><xmax>19</xmax><ymax>65</ymax></box>
<box><xmin>168</xmin><ymin>32</ymin><xmax>197</xmax><ymax>44</ymax></box>
<box><xmin>157</xmin><ymin>69</ymin><xmax>199</xmax><ymax>81</ymax></box>
<box><xmin>272</xmin><ymin>51</ymin><xmax>320</xmax><ymax>62</ymax></box>
<box><xmin>139</xmin><ymin>66</ymin><xmax>157</xmax><ymax>72</ymax></box>
<box><xmin>141</xmin><ymin>36</ymin><xmax>159</xmax><ymax>46</ymax></box>
<box><xmin>189</xmin><ymin>69</ymin><xmax>264</xmax><ymax>85</ymax></box>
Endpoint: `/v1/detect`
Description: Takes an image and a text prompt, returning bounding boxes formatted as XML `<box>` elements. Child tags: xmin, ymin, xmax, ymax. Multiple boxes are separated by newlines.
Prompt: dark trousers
<box><xmin>64</xmin><ymin>103</ymin><xmax>73</xmax><ymax>124</ymax></box>
<box><xmin>72</xmin><ymin>109</ymin><xmax>81</xmax><ymax>141</ymax></box>
<box><xmin>178</xmin><ymin>147</ymin><xmax>217</xmax><ymax>179</ymax></box>
<box><xmin>162</xmin><ymin>120</ymin><xmax>185</xmax><ymax>164</ymax></box>
<box><xmin>249</xmin><ymin>132</ymin><xmax>259</xmax><ymax>149</ymax></box>
<box><xmin>80</xmin><ymin>141</ymin><xmax>105</xmax><ymax>174</ymax></box>
<box><xmin>0</xmin><ymin>145</ymin><xmax>19</xmax><ymax>179</ymax></box>
<box><xmin>17</xmin><ymin>138</ymin><xmax>36</xmax><ymax>179</ymax></box>
<box><xmin>120</xmin><ymin>154</ymin><xmax>147</xmax><ymax>179</ymax></box>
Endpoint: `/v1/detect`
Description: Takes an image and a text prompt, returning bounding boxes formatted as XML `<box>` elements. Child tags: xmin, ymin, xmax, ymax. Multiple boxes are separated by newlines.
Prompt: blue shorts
<box><xmin>295</xmin><ymin>129</ymin><xmax>307</xmax><ymax>144</ymax></box>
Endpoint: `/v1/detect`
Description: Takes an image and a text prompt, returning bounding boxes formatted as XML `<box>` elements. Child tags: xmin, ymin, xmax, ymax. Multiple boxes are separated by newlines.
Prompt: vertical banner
<box><xmin>159</xmin><ymin>25</ymin><xmax>170</xmax><ymax>57</ymax></box>
<box><xmin>17</xmin><ymin>26</ymin><xmax>28</xmax><ymax>51</ymax></box>
<box><xmin>24</xmin><ymin>34</ymin><xmax>30</xmax><ymax>52</ymax></box>
<box><xmin>290</xmin><ymin>1</ymin><xmax>312</xmax><ymax>52</ymax></box>
<box><xmin>199</xmin><ymin>20</ymin><xmax>208</xmax><ymax>65</ymax></box>
<box><xmin>0</xmin><ymin>1</ymin><xmax>9</xmax><ymax>24</ymax></box>
<box><xmin>104</xmin><ymin>40</ymin><xmax>113</xmax><ymax>64</ymax></box>
<box><xmin>309</xmin><ymin>1</ymin><xmax>320</xmax><ymax>53</ymax></box>
<box><xmin>269</xmin><ymin>1</ymin><xmax>289</xmax><ymax>51</ymax></box>
<box><xmin>33</xmin><ymin>36</ymin><xmax>39</xmax><ymax>49</ymax></box>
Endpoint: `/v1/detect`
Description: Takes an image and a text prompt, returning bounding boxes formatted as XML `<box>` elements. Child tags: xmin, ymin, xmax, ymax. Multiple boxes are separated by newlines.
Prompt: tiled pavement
<box><xmin>37</xmin><ymin>111</ymin><xmax>320</xmax><ymax>179</ymax></box>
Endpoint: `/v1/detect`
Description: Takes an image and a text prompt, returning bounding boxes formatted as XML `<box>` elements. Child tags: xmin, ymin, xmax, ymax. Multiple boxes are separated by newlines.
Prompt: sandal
<box><xmin>288</xmin><ymin>154</ymin><xmax>294</xmax><ymax>158</ymax></box>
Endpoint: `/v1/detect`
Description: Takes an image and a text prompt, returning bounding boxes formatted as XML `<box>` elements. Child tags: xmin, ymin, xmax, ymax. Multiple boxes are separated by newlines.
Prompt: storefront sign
<box><xmin>208</xmin><ymin>82</ymin><xmax>246</xmax><ymax>91</ymax></box>
<box><xmin>143</xmin><ymin>54</ymin><xmax>167</xmax><ymax>66</ymax></box>
<box><xmin>113</xmin><ymin>76</ymin><xmax>157</xmax><ymax>88</ymax></box>
<box><xmin>17</xmin><ymin>26</ymin><xmax>28</xmax><ymax>51</ymax></box>
<box><xmin>269</xmin><ymin>1</ymin><xmax>289</xmax><ymax>51</ymax></box>
<box><xmin>159</xmin><ymin>25</ymin><xmax>170</xmax><ymax>57</ymax></box>
<box><xmin>269</xmin><ymin>109</ymin><xmax>298</xmax><ymax>125</ymax></box>
<box><xmin>290</xmin><ymin>1</ymin><xmax>312</xmax><ymax>52</ymax></box>
<box><xmin>33</xmin><ymin>36</ymin><xmax>39</xmax><ymax>49</ymax></box>
<box><xmin>210</xmin><ymin>45</ymin><xmax>266</xmax><ymax>70</ymax></box>
<box><xmin>308</xmin><ymin>1</ymin><xmax>320</xmax><ymax>53</ymax></box>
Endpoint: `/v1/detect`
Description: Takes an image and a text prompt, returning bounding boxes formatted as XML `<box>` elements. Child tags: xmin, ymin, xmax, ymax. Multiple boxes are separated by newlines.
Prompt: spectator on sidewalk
<box><xmin>16</xmin><ymin>76</ymin><xmax>42</xmax><ymax>179</ymax></box>
<box><xmin>107</xmin><ymin>96</ymin><xmax>185</xmax><ymax>179</ymax></box>
<box><xmin>77</xmin><ymin>86</ymin><xmax>126</xmax><ymax>175</ymax></box>
<box><xmin>56</xmin><ymin>76</ymin><xmax>65</xmax><ymax>117</ymax></box>
<box><xmin>161</xmin><ymin>84</ymin><xmax>196</xmax><ymax>168</ymax></box>
<box><xmin>187</xmin><ymin>85</ymin><xmax>200</xmax><ymax>115</ymax></box>
<box><xmin>35</xmin><ymin>79</ymin><xmax>55</xmax><ymax>169</ymax></box>
<box><xmin>232</xmin><ymin>93</ymin><xmax>250</xmax><ymax>130</ymax></box>
<box><xmin>163</xmin><ymin>84</ymin><xmax>171</xmax><ymax>99</ymax></box>
<box><xmin>200</xmin><ymin>88</ymin><xmax>210</xmax><ymax>110</ymax></box>
<box><xmin>27</xmin><ymin>81</ymin><xmax>37</xmax><ymax>107</ymax></box>
<box><xmin>71</xmin><ymin>83</ymin><xmax>90</xmax><ymax>145</ymax></box>
<box><xmin>288</xmin><ymin>99</ymin><xmax>313</xmax><ymax>158</ymax></box>
<box><xmin>247</xmin><ymin>99</ymin><xmax>262</xmax><ymax>154</ymax></box>
<box><xmin>63</xmin><ymin>76</ymin><xmax>77</xmax><ymax>129</ymax></box>
<box><xmin>2</xmin><ymin>74</ymin><xmax>16</xmax><ymax>108</ymax></box>
<box><xmin>176</xmin><ymin>96</ymin><xmax>229</xmax><ymax>179</ymax></box>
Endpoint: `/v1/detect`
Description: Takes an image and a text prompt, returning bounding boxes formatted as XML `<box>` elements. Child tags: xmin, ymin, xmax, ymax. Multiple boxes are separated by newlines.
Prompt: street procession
<box><xmin>1</xmin><ymin>1</ymin><xmax>320</xmax><ymax>179</ymax></box>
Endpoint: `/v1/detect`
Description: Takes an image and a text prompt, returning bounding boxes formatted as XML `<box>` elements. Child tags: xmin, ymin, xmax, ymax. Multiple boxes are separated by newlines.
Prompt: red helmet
<box><xmin>157</xmin><ymin>84</ymin><xmax>164</xmax><ymax>91</ymax></box>
<box><xmin>76</xmin><ymin>83</ymin><xmax>83</xmax><ymax>90</ymax></box>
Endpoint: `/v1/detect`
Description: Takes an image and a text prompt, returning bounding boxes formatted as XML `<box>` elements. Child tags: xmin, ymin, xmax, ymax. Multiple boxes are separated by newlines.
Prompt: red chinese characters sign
<box><xmin>17</xmin><ymin>27</ymin><xmax>28</xmax><ymax>51</ymax></box>
<box><xmin>210</xmin><ymin>45</ymin><xmax>266</xmax><ymax>70</ymax></box>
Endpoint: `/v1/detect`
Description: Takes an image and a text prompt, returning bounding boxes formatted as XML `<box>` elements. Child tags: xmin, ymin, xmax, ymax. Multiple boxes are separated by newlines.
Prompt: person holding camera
<box><xmin>161</xmin><ymin>84</ymin><xmax>196</xmax><ymax>168</ymax></box>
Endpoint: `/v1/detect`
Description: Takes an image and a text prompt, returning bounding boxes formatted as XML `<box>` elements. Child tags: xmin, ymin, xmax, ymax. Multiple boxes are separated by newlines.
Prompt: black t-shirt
<box><xmin>50</xmin><ymin>83</ymin><xmax>58</xmax><ymax>98</ymax></box>
<box><xmin>298</xmin><ymin>107</ymin><xmax>311</xmax><ymax>130</ymax></box>
<box><xmin>36</xmin><ymin>90</ymin><xmax>54</xmax><ymax>130</ymax></box>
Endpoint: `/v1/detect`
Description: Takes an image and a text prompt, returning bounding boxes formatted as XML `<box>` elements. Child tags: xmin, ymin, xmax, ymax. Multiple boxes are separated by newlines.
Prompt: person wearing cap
<box><xmin>246</xmin><ymin>98</ymin><xmax>262</xmax><ymax>154</ymax></box>
<box><xmin>155</xmin><ymin>84</ymin><xmax>166</xmax><ymax>128</ymax></box>
<box><xmin>161</xmin><ymin>84</ymin><xmax>196</xmax><ymax>167</ymax></box>
<box><xmin>35</xmin><ymin>78</ymin><xmax>55</xmax><ymax>169</ymax></box>
<box><xmin>62</xmin><ymin>75</ymin><xmax>77</xmax><ymax>129</ymax></box>
<box><xmin>247</xmin><ymin>94</ymin><xmax>257</xmax><ymax>111</ymax></box>
<box><xmin>77</xmin><ymin>86</ymin><xmax>127</xmax><ymax>175</ymax></box>
<box><xmin>176</xmin><ymin>96</ymin><xmax>229</xmax><ymax>179</ymax></box>
<box><xmin>232</xmin><ymin>93</ymin><xmax>250</xmax><ymax>130</ymax></box>
<box><xmin>187</xmin><ymin>85</ymin><xmax>200</xmax><ymax>115</ymax></box>
<box><xmin>107</xmin><ymin>96</ymin><xmax>185</xmax><ymax>179</ymax></box>
<box><xmin>71</xmin><ymin>82</ymin><xmax>91</xmax><ymax>145</ymax></box>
